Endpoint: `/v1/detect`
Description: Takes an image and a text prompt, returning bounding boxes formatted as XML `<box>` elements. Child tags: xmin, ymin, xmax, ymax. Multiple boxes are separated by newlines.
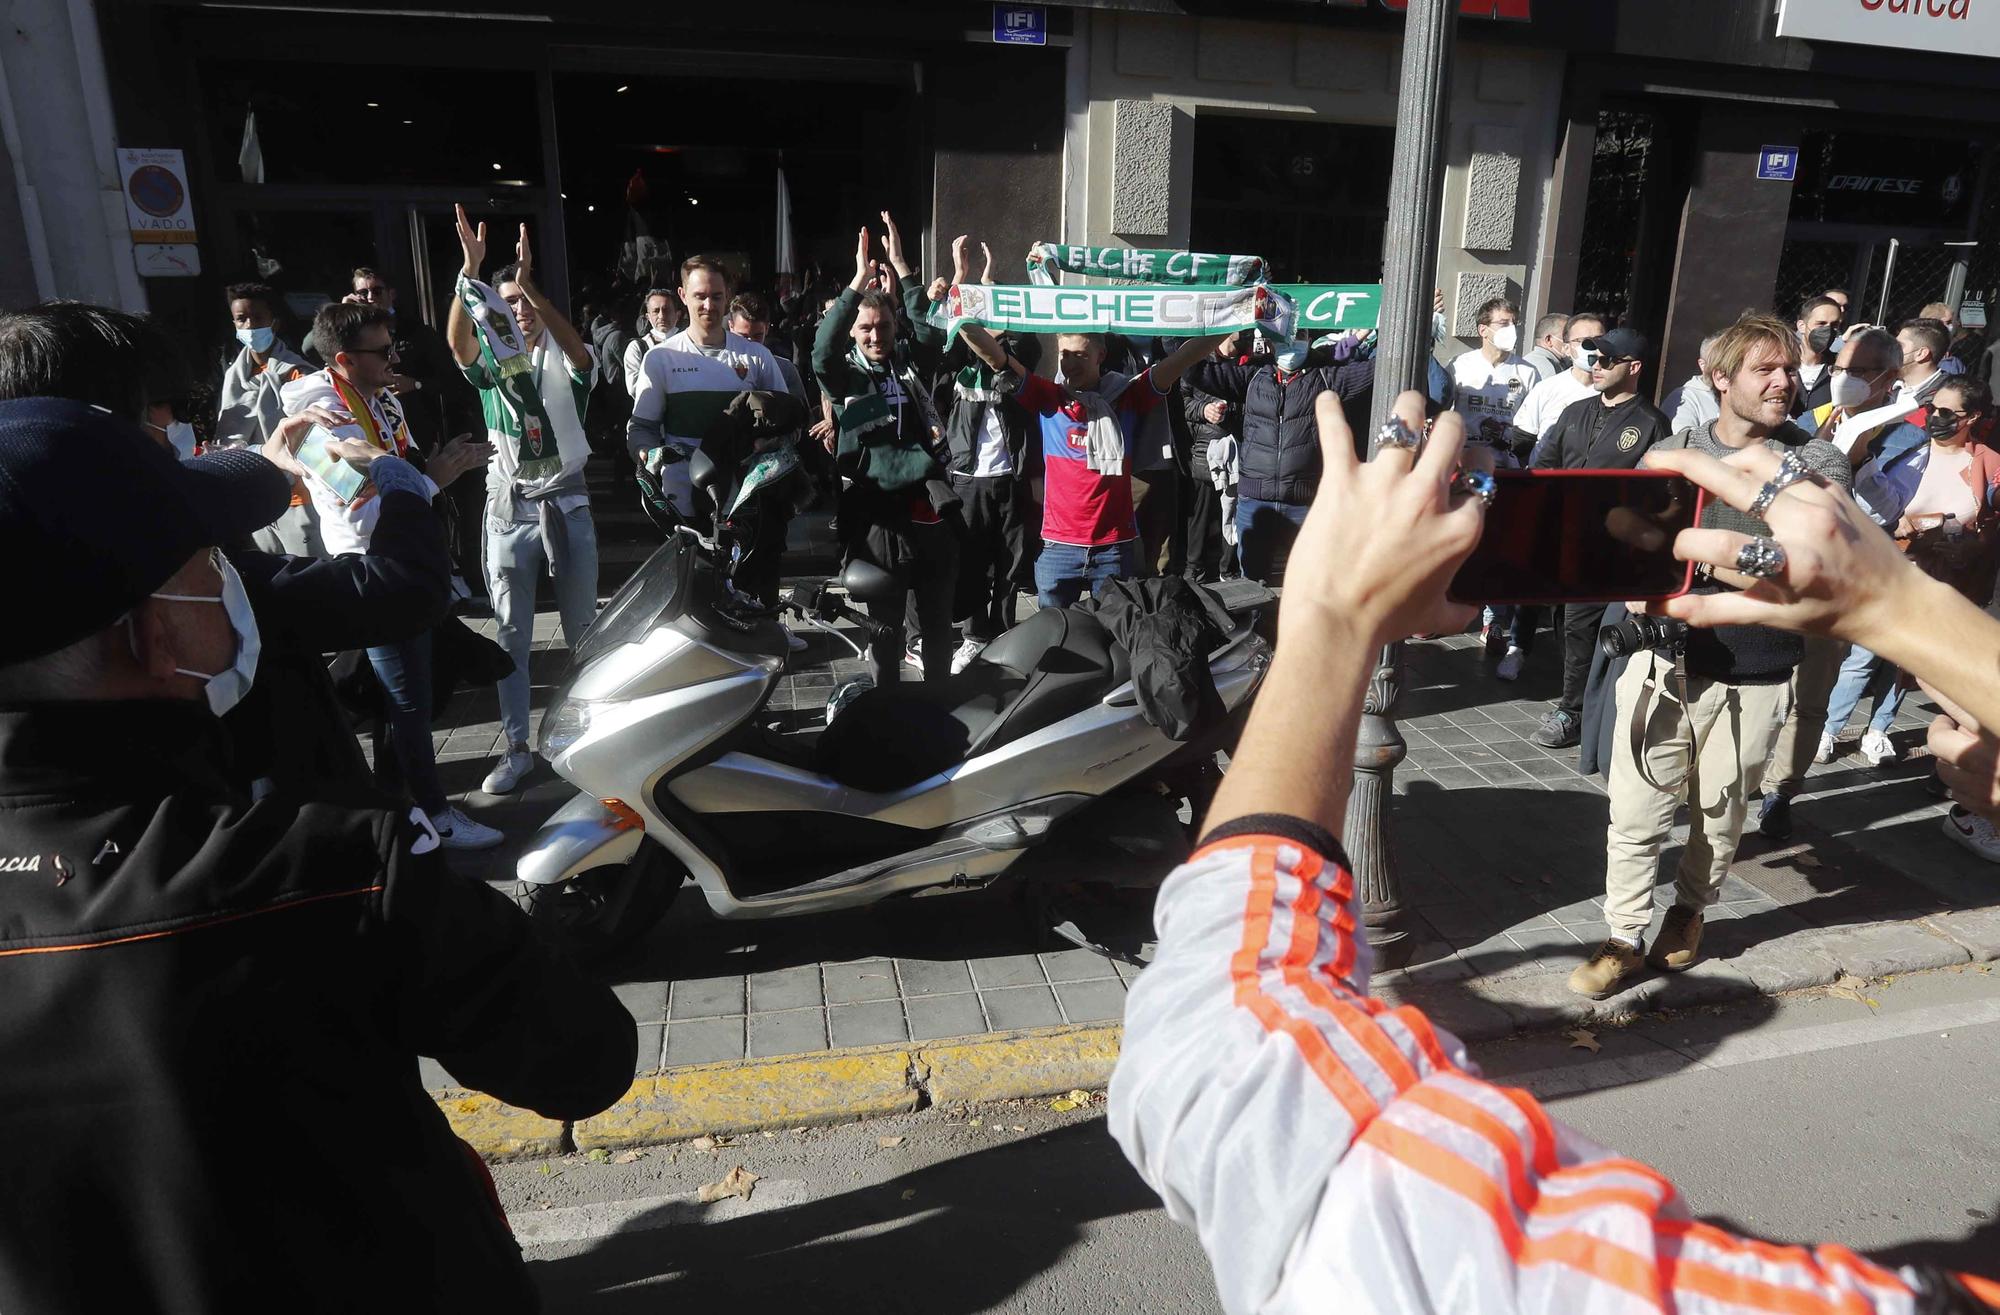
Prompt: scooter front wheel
<box><xmin>514</xmin><ymin>840</ymin><xmax>681</xmax><ymax>964</ymax></box>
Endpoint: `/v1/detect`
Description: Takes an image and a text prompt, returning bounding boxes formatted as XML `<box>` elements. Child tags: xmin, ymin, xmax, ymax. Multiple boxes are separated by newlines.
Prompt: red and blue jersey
<box><xmin>1015</xmin><ymin>369</ymin><xmax>1167</xmax><ymax>547</ymax></box>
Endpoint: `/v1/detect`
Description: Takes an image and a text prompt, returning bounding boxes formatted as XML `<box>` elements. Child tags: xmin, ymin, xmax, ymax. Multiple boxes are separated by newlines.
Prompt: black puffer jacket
<box><xmin>1184</xmin><ymin>354</ymin><xmax>1375</xmax><ymax>505</ymax></box>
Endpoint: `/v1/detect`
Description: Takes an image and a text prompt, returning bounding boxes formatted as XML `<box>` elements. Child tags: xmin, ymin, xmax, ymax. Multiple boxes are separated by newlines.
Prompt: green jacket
<box><xmin>813</xmin><ymin>276</ymin><xmax>946</xmax><ymax>494</ymax></box>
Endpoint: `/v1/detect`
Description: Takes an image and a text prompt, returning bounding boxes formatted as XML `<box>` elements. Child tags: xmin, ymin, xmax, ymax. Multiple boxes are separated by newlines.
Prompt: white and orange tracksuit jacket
<box><xmin>1109</xmin><ymin>817</ymin><xmax>1999</xmax><ymax>1315</ymax></box>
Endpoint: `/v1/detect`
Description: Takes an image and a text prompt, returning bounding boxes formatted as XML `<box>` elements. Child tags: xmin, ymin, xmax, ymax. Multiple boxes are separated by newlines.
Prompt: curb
<box><xmin>437</xmin><ymin>1023</ymin><xmax>1123</xmax><ymax>1160</ymax></box>
<box><xmin>437</xmin><ymin>908</ymin><xmax>2000</xmax><ymax>1160</ymax></box>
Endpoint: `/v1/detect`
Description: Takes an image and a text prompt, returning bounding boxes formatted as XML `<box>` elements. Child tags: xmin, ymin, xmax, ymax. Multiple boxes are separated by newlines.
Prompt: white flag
<box><xmin>238</xmin><ymin>110</ymin><xmax>265</xmax><ymax>185</ymax></box>
<box><xmin>775</xmin><ymin>164</ymin><xmax>797</xmax><ymax>276</ymax></box>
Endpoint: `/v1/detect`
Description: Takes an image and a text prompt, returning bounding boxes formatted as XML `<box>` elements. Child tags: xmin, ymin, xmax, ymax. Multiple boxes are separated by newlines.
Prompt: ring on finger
<box><xmin>1748</xmin><ymin>451</ymin><xmax>1811</xmax><ymax>518</ymax></box>
<box><xmin>1734</xmin><ymin>536</ymin><xmax>1788</xmax><ymax>580</ymax></box>
<box><xmin>1450</xmin><ymin>467</ymin><xmax>1497</xmax><ymax>509</ymax></box>
<box><xmin>1377</xmin><ymin>417</ymin><xmax>1423</xmax><ymax>452</ymax></box>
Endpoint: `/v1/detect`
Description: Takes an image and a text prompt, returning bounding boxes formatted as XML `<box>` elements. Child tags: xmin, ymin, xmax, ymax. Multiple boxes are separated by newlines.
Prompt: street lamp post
<box><xmin>1353</xmin><ymin>0</ymin><xmax>1460</xmax><ymax>966</ymax></box>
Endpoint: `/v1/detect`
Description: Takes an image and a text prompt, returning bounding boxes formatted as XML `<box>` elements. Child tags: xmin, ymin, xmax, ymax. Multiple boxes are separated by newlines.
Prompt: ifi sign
<box><xmin>1775</xmin><ymin>0</ymin><xmax>1996</xmax><ymax>60</ymax></box>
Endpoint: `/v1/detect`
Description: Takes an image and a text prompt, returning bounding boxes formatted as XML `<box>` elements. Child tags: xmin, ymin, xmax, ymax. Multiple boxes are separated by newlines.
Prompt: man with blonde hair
<box><xmin>1570</xmin><ymin>312</ymin><xmax>1851</xmax><ymax>1000</ymax></box>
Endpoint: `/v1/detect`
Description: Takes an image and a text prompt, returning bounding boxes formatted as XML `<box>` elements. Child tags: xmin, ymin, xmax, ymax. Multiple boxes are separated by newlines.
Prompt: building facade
<box><xmin>1</xmin><ymin>0</ymin><xmax>1994</xmax><ymax>398</ymax></box>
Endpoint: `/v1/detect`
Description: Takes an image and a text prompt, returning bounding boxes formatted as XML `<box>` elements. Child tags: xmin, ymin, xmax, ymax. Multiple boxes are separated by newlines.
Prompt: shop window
<box><xmin>1190</xmin><ymin>115</ymin><xmax>1393</xmax><ymax>285</ymax></box>
<box><xmin>201</xmin><ymin>59</ymin><xmax>543</xmax><ymax>187</ymax></box>
<box><xmin>1573</xmin><ymin>110</ymin><xmax>1656</xmax><ymax>323</ymax></box>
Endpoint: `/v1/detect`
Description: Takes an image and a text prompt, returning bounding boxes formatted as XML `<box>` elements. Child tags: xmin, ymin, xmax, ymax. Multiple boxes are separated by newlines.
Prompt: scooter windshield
<box><xmin>572</xmin><ymin>538</ymin><xmax>687</xmax><ymax>668</ymax></box>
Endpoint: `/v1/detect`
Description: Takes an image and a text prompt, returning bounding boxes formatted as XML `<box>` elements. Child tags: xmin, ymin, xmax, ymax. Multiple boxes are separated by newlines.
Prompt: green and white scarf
<box><xmin>455</xmin><ymin>274</ymin><xmax>563</xmax><ymax>484</ymax></box>
<box><xmin>838</xmin><ymin>346</ymin><xmax>946</xmax><ymax>493</ymax></box>
<box><xmin>1026</xmin><ymin>242</ymin><xmax>1266</xmax><ymax>287</ymax></box>
<box><xmin>938</xmin><ymin>282</ymin><xmax>1297</xmax><ymax>343</ymax></box>
<box><xmin>1277</xmin><ymin>284</ymin><xmax>1384</xmax><ymax>333</ymax></box>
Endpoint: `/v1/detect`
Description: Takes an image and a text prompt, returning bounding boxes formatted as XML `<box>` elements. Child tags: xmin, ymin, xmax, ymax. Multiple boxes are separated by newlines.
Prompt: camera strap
<box><xmin>1625</xmin><ymin>651</ymin><xmax>1695</xmax><ymax>795</ymax></box>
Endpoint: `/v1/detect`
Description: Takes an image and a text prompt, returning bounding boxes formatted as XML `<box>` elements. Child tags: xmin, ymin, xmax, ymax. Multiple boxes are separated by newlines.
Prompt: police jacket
<box><xmin>1184</xmin><ymin>354</ymin><xmax>1374</xmax><ymax>505</ymax></box>
<box><xmin>1530</xmin><ymin>392</ymin><xmax>1673</xmax><ymax>470</ymax></box>
<box><xmin>0</xmin><ymin>701</ymin><xmax>636</xmax><ymax>1313</ymax></box>
<box><xmin>1111</xmin><ymin>817</ymin><xmax>2000</xmax><ymax>1314</ymax></box>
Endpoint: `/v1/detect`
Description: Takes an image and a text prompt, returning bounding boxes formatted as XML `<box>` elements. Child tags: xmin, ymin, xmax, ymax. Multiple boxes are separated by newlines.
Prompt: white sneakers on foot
<box><xmin>1814</xmin><ymin>732</ymin><xmax>1837</xmax><ymax>764</ymax></box>
<box><xmin>950</xmin><ymin>638</ymin><xmax>987</xmax><ymax>675</ymax></box>
<box><xmin>1859</xmin><ymin>728</ymin><xmax>1896</xmax><ymax>767</ymax></box>
<box><xmin>432</xmin><ymin>805</ymin><xmax>503</xmax><ymax>851</ymax></box>
<box><xmin>1943</xmin><ymin>808</ymin><xmax>2000</xmax><ymax>863</ymax></box>
<box><xmin>481</xmin><ymin>746</ymin><xmax>533</xmax><ymax>795</ymax></box>
<box><xmin>1495</xmin><ymin>647</ymin><xmax>1525</xmax><ymax>682</ymax></box>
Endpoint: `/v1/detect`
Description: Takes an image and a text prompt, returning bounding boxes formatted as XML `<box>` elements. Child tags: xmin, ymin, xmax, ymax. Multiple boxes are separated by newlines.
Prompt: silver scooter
<box><xmin>514</xmin><ymin>528</ymin><xmax>1271</xmax><ymax>960</ymax></box>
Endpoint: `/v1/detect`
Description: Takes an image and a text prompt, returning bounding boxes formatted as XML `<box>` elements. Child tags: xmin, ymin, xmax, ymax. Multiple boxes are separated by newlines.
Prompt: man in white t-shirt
<box><xmin>444</xmin><ymin>208</ymin><xmax>601</xmax><ymax>798</ymax></box>
<box><xmin>628</xmin><ymin>255</ymin><xmax>786</xmax><ymax>531</ymax></box>
<box><xmin>622</xmin><ymin>288</ymin><xmax>679</xmax><ymax>398</ymax></box>
<box><xmin>1510</xmin><ymin>312</ymin><xmax>1606</xmax><ymax>463</ymax></box>
<box><xmin>1448</xmin><ymin>297</ymin><xmax>1539</xmax><ymax>671</ymax></box>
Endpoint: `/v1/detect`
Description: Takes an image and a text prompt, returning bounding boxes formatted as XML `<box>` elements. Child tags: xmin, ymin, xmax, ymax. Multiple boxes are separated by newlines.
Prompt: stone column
<box><xmin>1351</xmin><ymin>0</ymin><xmax>1460</xmax><ymax>966</ymax></box>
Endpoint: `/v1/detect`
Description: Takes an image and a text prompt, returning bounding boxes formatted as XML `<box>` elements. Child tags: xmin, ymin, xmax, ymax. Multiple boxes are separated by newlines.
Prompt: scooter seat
<box><xmin>812</xmin><ymin>608</ymin><xmax>1126</xmax><ymax>792</ymax></box>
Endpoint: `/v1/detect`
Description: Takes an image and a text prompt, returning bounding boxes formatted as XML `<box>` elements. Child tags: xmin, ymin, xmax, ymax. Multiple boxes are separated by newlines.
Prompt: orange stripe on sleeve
<box><xmin>0</xmin><ymin>885</ymin><xmax>384</xmax><ymax>960</ymax></box>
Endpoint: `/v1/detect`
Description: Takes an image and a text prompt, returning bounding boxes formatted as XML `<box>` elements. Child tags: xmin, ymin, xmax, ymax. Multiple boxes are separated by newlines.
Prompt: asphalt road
<box><xmin>493</xmin><ymin>966</ymin><xmax>2000</xmax><ymax>1313</ymax></box>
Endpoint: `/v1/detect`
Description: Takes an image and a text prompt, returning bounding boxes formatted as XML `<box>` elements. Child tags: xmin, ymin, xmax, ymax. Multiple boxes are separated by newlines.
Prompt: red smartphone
<box><xmin>1448</xmin><ymin>469</ymin><xmax>1707</xmax><ymax>606</ymax></box>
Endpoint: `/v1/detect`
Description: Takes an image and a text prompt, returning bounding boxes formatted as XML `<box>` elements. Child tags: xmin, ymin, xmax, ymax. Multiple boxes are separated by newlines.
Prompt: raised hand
<box><xmin>514</xmin><ymin>224</ymin><xmax>535</xmax><ymax>288</ymax></box>
<box><xmin>852</xmin><ymin>225</ymin><xmax>872</xmax><ymax>289</ymax></box>
<box><xmin>951</xmin><ymin>233</ymin><xmax>971</xmax><ymax>288</ymax></box>
<box><xmin>262</xmin><ymin>405</ymin><xmax>345</xmax><ymax>480</ymax></box>
<box><xmin>880</xmin><ymin>210</ymin><xmax>911</xmax><ymax>276</ymax></box>
<box><xmin>426</xmin><ymin>433</ymin><xmax>494</xmax><ymax>489</ymax></box>
<box><xmin>980</xmin><ymin>241</ymin><xmax>995</xmax><ymax>286</ymax></box>
<box><xmin>454</xmin><ymin>204</ymin><xmax>486</xmax><ymax>278</ymax></box>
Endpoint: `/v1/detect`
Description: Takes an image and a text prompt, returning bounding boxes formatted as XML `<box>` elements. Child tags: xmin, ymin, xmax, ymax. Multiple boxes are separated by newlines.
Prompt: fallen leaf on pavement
<box><xmin>690</xmin><ymin>1136</ymin><xmax>717</xmax><ymax>1152</ymax></box>
<box><xmin>878</xmin><ymin>1135</ymin><xmax>905</xmax><ymax>1149</ymax></box>
<box><xmin>613</xmin><ymin>1150</ymin><xmax>645</xmax><ymax>1165</ymax></box>
<box><xmin>586</xmin><ymin>1147</ymin><xmax>611</xmax><ymax>1164</ymax></box>
<box><xmin>1827</xmin><ymin>974</ymin><xmax>1878</xmax><ymax>1008</ymax></box>
<box><xmin>969</xmin><ymin>1118</ymin><xmax>982</xmax><ymax>1127</ymax></box>
<box><xmin>1795</xmin><ymin>853</ymin><xmax>1822</xmax><ymax>869</ymax></box>
<box><xmin>1011</xmin><ymin>1126</ymin><xmax>1027</xmax><ymax>1133</ymax></box>
<box><xmin>1049</xmin><ymin>1098</ymin><xmax>1079</xmax><ymax>1112</ymax></box>
<box><xmin>1566</xmin><ymin>1028</ymin><xmax>1600</xmax><ymax>1053</ymax></box>
<box><xmin>901</xmin><ymin>1189</ymin><xmax>917</xmax><ymax>1201</ymax></box>
<box><xmin>698</xmin><ymin>1165</ymin><xmax>760</xmax><ymax>1204</ymax></box>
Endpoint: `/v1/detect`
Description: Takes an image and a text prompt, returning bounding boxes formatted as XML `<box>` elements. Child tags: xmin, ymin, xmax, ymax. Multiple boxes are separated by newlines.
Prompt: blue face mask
<box><xmin>236</xmin><ymin>325</ymin><xmax>275</xmax><ymax>354</ymax></box>
<box><xmin>1274</xmin><ymin>346</ymin><xmax>1309</xmax><ymax>372</ymax></box>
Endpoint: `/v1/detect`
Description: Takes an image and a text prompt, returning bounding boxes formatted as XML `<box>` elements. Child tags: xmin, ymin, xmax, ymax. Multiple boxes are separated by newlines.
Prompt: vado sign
<box><xmin>1775</xmin><ymin>0</ymin><xmax>1997</xmax><ymax>60</ymax></box>
<box><xmin>117</xmin><ymin>147</ymin><xmax>201</xmax><ymax>278</ymax></box>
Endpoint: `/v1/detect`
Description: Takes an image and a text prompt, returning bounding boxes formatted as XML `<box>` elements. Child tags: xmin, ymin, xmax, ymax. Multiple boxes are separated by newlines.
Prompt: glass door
<box><xmin>404</xmin><ymin>200</ymin><xmax>545</xmax><ymax>330</ymax></box>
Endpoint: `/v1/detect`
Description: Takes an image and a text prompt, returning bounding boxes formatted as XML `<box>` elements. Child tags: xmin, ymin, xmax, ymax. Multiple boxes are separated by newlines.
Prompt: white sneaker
<box><xmin>1814</xmin><ymin>732</ymin><xmax>1837</xmax><ymax>764</ymax></box>
<box><xmin>1495</xmin><ymin>647</ymin><xmax>1525</xmax><ymax>682</ymax></box>
<box><xmin>1943</xmin><ymin>808</ymin><xmax>2000</xmax><ymax>863</ymax></box>
<box><xmin>481</xmin><ymin>747</ymin><xmax>533</xmax><ymax>796</ymax></box>
<box><xmin>433</xmin><ymin>805</ymin><xmax>503</xmax><ymax>851</ymax></box>
<box><xmin>950</xmin><ymin>638</ymin><xmax>987</xmax><ymax>675</ymax></box>
<box><xmin>1860</xmin><ymin>729</ymin><xmax>1896</xmax><ymax>767</ymax></box>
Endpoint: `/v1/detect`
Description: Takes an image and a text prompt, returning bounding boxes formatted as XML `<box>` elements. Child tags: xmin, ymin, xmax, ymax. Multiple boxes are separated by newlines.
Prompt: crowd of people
<box><xmin>2</xmin><ymin>199</ymin><xmax>2000</xmax><ymax>1307</ymax></box>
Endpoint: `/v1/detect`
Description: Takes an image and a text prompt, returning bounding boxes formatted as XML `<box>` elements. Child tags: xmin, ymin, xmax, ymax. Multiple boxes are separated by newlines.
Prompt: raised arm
<box><xmin>445</xmin><ymin>204</ymin><xmax>484</xmax><ymax>368</ymax></box>
<box><xmin>1148</xmin><ymin>332</ymin><xmax>1231</xmax><ymax>394</ymax></box>
<box><xmin>509</xmin><ymin>224</ymin><xmax>591</xmax><ymax>375</ymax></box>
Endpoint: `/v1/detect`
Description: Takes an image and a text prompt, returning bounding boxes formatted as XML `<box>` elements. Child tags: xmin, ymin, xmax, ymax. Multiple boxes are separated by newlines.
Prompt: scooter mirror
<box><xmin>687</xmin><ymin>448</ymin><xmax>720</xmax><ymax>495</ymax></box>
<box><xmin>839</xmin><ymin>561</ymin><xmax>900</xmax><ymax>606</ymax></box>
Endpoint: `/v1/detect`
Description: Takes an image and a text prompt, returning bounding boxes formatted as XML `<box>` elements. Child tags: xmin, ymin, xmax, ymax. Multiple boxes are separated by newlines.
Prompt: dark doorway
<box><xmin>554</xmin><ymin>72</ymin><xmax>921</xmax><ymax>309</ymax></box>
<box><xmin>1189</xmin><ymin>114</ymin><xmax>1394</xmax><ymax>284</ymax></box>
<box><xmin>1572</xmin><ymin>103</ymin><xmax>1696</xmax><ymax>329</ymax></box>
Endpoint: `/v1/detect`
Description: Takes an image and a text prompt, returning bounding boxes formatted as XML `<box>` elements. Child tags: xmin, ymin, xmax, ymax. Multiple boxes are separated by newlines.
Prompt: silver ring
<box><xmin>1451</xmin><ymin>467</ymin><xmax>1497</xmax><ymax>509</ymax></box>
<box><xmin>1734</xmin><ymin>536</ymin><xmax>1788</xmax><ymax>580</ymax></box>
<box><xmin>1377</xmin><ymin>418</ymin><xmax>1422</xmax><ymax>452</ymax></box>
<box><xmin>1748</xmin><ymin>451</ymin><xmax>1811</xmax><ymax>519</ymax></box>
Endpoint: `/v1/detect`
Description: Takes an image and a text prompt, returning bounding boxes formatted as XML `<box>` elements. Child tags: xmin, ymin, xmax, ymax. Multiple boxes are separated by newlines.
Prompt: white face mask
<box><xmin>1829</xmin><ymin>370</ymin><xmax>1875</xmax><ymax>411</ymax></box>
<box><xmin>1492</xmin><ymin>324</ymin><xmax>1519</xmax><ymax>353</ymax></box>
<box><xmin>145</xmin><ymin>550</ymin><xmax>262</xmax><ymax>717</ymax></box>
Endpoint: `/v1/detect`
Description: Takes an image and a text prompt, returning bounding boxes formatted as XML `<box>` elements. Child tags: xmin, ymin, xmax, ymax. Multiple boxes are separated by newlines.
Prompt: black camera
<box><xmin>1598</xmin><ymin>614</ymin><xmax>1687</xmax><ymax>659</ymax></box>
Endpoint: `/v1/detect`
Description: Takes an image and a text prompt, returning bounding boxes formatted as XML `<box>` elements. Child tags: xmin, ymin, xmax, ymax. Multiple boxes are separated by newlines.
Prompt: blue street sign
<box><xmin>993</xmin><ymin>4</ymin><xmax>1047</xmax><ymax>45</ymax></box>
<box><xmin>1757</xmin><ymin>146</ymin><xmax>1799</xmax><ymax>183</ymax></box>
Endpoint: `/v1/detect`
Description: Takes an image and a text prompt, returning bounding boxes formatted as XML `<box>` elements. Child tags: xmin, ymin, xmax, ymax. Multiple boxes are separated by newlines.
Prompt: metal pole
<box><xmin>1352</xmin><ymin>0</ymin><xmax>1460</xmax><ymax>966</ymax></box>
<box><xmin>1875</xmin><ymin>238</ymin><xmax>1899</xmax><ymax>327</ymax></box>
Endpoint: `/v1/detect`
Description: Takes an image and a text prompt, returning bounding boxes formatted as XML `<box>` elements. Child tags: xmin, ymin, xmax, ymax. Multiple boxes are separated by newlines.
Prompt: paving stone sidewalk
<box><xmin>413</xmin><ymin>550</ymin><xmax>2000</xmax><ymax>1094</ymax></box>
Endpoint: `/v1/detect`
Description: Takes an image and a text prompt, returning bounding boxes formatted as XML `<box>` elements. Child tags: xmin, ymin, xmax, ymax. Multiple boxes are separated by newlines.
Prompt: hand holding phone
<box><xmin>1448</xmin><ymin>469</ymin><xmax>1706</xmax><ymax>606</ymax></box>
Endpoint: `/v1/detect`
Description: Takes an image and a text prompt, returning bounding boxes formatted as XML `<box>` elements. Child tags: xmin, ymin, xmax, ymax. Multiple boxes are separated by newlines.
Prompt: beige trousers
<box><xmin>1603</xmin><ymin>652</ymin><xmax>1792</xmax><ymax>942</ymax></box>
<box><xmin>1763</xmin><ymin>636</ymin><xmax>1848</xmax><ymax>798</ymax></box>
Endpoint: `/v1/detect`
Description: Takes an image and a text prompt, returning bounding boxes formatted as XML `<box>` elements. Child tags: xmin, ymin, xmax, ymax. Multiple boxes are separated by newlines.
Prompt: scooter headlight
<box><xmin>540</xmin><ymin>698</ymin><xmax>592</xmax><ymax>758</ymax></box>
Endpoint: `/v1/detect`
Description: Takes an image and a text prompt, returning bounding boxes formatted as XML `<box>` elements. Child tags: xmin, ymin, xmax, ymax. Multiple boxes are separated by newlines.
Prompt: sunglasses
<box><xmin>346</xmin><ymin>344</ymin><xmax>399</xmax><ymax>359</ymax></box>
<box><xmin>1932</xmin><ymin>407</ymin><xmax>1969</xmax><ymax>425</ymax></box>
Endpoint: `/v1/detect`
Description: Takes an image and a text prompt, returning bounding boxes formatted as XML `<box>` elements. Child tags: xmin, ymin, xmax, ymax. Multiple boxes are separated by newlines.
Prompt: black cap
<box><xmin>1583</xmin><ymin>328</ymin><xmax>1650</xmax><ymax>363</ymax></box>
<box><xmin>0</xmin><ymin>397</ymin><xmax>291</xmax><ymax>664</ymax></box>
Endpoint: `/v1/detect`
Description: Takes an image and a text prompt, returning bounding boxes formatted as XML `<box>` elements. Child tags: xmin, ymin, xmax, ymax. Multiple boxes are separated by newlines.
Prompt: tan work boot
<box><xmin>1567</xmin><ymin>938</ymin><xmax>1643</xmax><ymax>999</ymax></box>
<box><xmin>1648</xmin><ymin>906</ymin><xmax>1705</xmax><ymax>971</ymax></box>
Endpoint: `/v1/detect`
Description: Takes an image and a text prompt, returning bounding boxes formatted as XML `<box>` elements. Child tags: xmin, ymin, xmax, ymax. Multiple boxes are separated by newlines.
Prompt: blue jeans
<box><xmin>1235</xmin><ymin>497</ymin><xmax>1310</xmax><ymax>585</ymax></box>
<box><xmin>1825</xmin><ymin>642</ymin><xmax>1904</xmax><ymax>738</ymax></box>
<box><xmin>1034</xmin><ymin>538</ymin><xmax>1141</xmax><ymax>609</ymax></box>
<box><xmin>367</xmin><ymin>633</ymin><xmax>444</xmax><ymax>816</ymax></box>
<box><xmin>487</xmin><ymin>504</ymin><xmax>601</xmax><ymax>750</ymax></box>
